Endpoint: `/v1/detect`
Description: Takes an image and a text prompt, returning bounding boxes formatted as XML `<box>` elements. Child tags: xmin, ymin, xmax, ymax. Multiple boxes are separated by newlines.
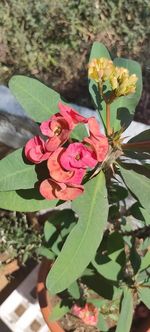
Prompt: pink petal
<box><xmin>25</xmin><ymin>136</ymin><xmax>51</xmax><ymax>164</ymax></box>
<box><xmin>60</xmin><ymin>142</ymin><xmax>97</xmax><ymax>170</ymax></box>
<box><xmin>39</xmin><ymin>178</ymin><xmax>59</xmax><ymax>200</ymax></box>
<box><xmin>87</xmin><ymin>117</ymin><xmax>102</xmax><ymax>138</ymax></box>
<box><xmin>55</xmin><ymin>182</ymin><xmax>84</xmax><ymax>200</ymax></box>
<box><xmin>84</xmin><ymin>118</ymin><xmax>109</xmax><ymax>162</ymax></box>
<box><xmin>58</xmin><ymin>102</ymin><xmax>88</xmax><ymax>129</ymax></box>
<box><xmin>84</xmin><ymin>136</ymin><xmax>108</xmax><ymax>162</ymax></box>
<box><xmin>47</xmin><ymin>148</ymin><xmax>85</xmax><ymax>185</ymax></box>
<box><xmin>72</xmin><ymin>303</ymin><xmax>98</xmax><ymax>326</ymax></box>
<box><xmin>40</xmin><ymin>179</ymin><xmax>84</xmax><ymax>201</ymax></box>
<box><xmin>40</xmin><ymin>115</ymin><xmax>70</xmax><ymax>151</ymax></box>
<box><xmin>40</xmin><ymin>114</ymin><xmax>61</xmax><ymax>137</ymax></box>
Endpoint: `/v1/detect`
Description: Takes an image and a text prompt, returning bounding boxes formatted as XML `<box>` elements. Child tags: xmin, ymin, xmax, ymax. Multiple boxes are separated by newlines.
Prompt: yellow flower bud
<box><xmin>110</xmin><ymin>66</ymin><xmax>138</xmax><ymax>97</ymax></box>
<box><xmin>88</xmin><ymin>58</ymin><xmax>114</xmax><ymax>83</ymax></box>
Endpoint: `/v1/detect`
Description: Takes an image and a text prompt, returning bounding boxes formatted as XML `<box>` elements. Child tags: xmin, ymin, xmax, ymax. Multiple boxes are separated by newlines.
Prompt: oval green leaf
<box><xmin>9</xmin><ymin>75</ymin><xmax>61</xmax><ymax>122</ymax></box>
<box><xmin>111</xmin><ymin>57</ymin><xmax>142</xmax><ymax>131</ymax></box>
<box><xmin>0</xmin><ymin>148</ymin><xmax>37</xmax><ymax>191</ymax></box>
<box><xmin>138</xmin><ymin>287</ymin><xmax>150</xmax><ymax>309</ymax></box>
<box><xmin>120</xmin><ymin>165</ymin><xmax>150</xmax><ymax>213</ymax></box>
<box><xmin>116</xmin><ymin>288</ymin><xmax>133</xmax><ymax>332</ymax></box>
<box><xmin>93</xmin><ymin>256</ymin><xmax>121</xmax><ymax>281</ymax></box>
<box><xmin>46</xmin><ymin>171</ymin><xmax>108</xmax><ymax>294</ymax></box>
<box><xmin>0</xmin><ymin>189</ymin><xmax>57</xmax><ymax>212</ymax></box>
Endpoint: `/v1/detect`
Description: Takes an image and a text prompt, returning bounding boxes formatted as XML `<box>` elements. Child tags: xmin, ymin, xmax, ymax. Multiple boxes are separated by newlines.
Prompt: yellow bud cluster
<box><xmin>88</xmin><ymin>58</ymin><xmax>114</xmax><ymax>83</ymax></box>
<box><xmin>110</xmin><ymin>66</ymin><xmax>138</xmax><ymax>97</ymax></box>
<box><xmin>88</xmin><ymin>57</ymin><xmax>138</xmax><ymax>98</ymax></box>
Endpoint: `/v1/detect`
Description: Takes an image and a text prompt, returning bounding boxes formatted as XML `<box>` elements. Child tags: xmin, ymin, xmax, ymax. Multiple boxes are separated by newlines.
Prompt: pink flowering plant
<box><xmin>0</xmin><ymin>42</ymin><xmax>150</xmax><ymax>331</ymax></box>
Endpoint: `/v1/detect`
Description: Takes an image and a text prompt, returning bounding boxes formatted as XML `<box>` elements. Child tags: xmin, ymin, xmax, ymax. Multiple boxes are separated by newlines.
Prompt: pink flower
<box><xmin>40</xmin><ymin>178</ymin><xmax>84</xmax><ymax>200</ymax></box>
<box><xmin>25</xmin><ymin>136</ymin><xmax>51</xmax><ymax>164</ymax></box>
<box><xmin>40</xmin><ymin>114</ymin><xmax>70</xmax><ymax>152</ymax></box>
<box><xmin>60</xmin><ymin>142</ymin><xmax>97</xmax><ymax>171</ymax></box>
<box><xmin>58</xmin><ymin>102</ymin><xmax>88</xmax><ymax>129</ymax></box>
<box><xmin>84</xmin><ymin>117</ymin><xmax>109</xmax><ymax>162</ymax></box>
<box><xmin>72</xmin><ymin>303</ymin><xmax>99</xmax><ymax>326</ymax></box>
<box><xmin>47</xmin><ymin>147</ymin><xmax>86</xmax><ymax>185</ymax></box>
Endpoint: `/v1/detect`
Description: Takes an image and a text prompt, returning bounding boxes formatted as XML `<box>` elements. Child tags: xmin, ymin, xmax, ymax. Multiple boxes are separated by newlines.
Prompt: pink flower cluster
<box><xmin>25</xmin><ymin>102</ymin><xmax>108</xmax><ymax>201</ymax></box>
<box><xmin>72</xmin><ymin>303</ymin><xmax>99</xmax><ymax>326</ymax></box>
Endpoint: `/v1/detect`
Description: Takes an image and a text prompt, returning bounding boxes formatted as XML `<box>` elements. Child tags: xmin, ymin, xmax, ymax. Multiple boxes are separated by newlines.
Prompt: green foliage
<box><xmin>0</xmin><ymin>189</ymin><xmax>57</xmax><ymax>212</ymax></box>
<box><xmin>0</xmin><ymin>212</ymin><xmax>42</xmax><ymax>263</ymax></box>
<box><xmin>93</xmin><ymin>255</ymin><xmax>121</xmax><ymax>281</ymax></box>
<box><xmin>71</xmin><ymin>123</ymin><xmax>88</xmax><ymax>141</ymax></box>
<box><xmin>0</xmin><ymin>148</ymin><xmax>36</xmax><ymax>191</ymax></box>
<box><xmin>116</xmin><ymin>288</ymin><xmax>133</xmax><ymax>332</ymax></box>
<box><xmin>68</xmin><ymin>281</ymin><xmax>80</xmax><ymax>300</ymax></box>
<box><xmin>138</xmin><ymin>287</ymin><xmax>150</xmax><ymax>309</ymax></box>
<box><xmin>120</xmin><ymin>165</ymin><xmax>150</xmax><ymax>213</ymax></box>
<box><xmin>9</xmin><ymin>76</ymin><xmax>61</xmax><ymax>122</ymax></box>
<box><xmin>50</xmin><ymin>303</ymin><xmax>69</xmax><ymax>321</ymax></box>
<box><xmin>46</xmin><ymin>172</ymin><xmax>108</xmax><ymax>294</ymax></box>
<box><xmin>111</xmin><ymin>57</ymin><xmax>142</xmax><ymax>131</ymax></box>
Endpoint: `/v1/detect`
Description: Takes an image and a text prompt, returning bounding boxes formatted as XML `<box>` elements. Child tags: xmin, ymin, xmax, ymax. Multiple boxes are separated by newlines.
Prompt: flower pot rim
<box><xmin>37</xmin><ymin>258</ymin><xmax>65</xmax><ymax>332</ymax></box>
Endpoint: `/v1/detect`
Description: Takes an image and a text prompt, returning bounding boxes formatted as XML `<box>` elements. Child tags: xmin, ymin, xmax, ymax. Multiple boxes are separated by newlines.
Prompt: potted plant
<box><xmin>0</xmin><ymin>42</ymin><xmax>149</xmax><ymax>331</ymax></box>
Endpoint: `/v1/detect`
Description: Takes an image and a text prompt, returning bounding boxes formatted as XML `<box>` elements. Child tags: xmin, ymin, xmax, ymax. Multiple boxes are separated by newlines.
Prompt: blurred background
<box><xmin>0</xmin><ymin>0</ymin><xmax>150</xmax><ymax>123</ymax></box>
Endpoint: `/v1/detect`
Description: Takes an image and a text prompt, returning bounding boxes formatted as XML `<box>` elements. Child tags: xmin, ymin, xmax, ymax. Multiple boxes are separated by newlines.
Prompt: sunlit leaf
<box><xmin>9</xmin><ymin>75</ymin><xmax>61</xmax><ymax>122</ymax></box>
<box><xmin>46</xmin><ymin>171</ymin><xmax>108</xmax><ymax>294</ymax></box>
<box><xmin>116</xmin><ymin>288</ymin><xmax>133</xmax><ymax>332</ymax></box>
<box><xmin>0</xmin><ymin>148</ymin><xmax>36</xmax><ymax>191</ymax></box>
<box><xmin>0</xmin><ymin>189</ymin><xmax>57</xmax><ymax>212</ymax></box>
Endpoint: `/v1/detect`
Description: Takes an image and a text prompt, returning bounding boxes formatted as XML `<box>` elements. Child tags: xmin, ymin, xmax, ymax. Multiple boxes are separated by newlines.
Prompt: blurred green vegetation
<box><xmin>0</xmin><ymin>211</ymin><xmax>42</xmax><ymax>264</ymax></box>
<box><xmin>0</xmin><ymin>0</ymin><xmax>150</xmax><ymax>105</ymax></box>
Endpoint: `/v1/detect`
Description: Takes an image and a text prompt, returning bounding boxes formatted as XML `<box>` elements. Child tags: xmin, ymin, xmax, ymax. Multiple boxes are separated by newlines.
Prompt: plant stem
<box><xmin>122</xmin><ymin>141</ymin><xmax>150</xmax><ymax>150</ymax></box>
<box><xmin>106</xmin><ymin>103</ymin><xmax>112</xmax><ymax>136</ymax></box>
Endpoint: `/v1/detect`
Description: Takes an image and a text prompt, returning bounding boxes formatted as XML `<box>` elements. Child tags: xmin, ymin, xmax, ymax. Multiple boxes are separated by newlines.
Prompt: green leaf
<box><xmin>130</xmin><ymin>247</ymin><xmax>141</xmax><ymax>274</ymax></box>
<box><xmin>0</xmin><ymin>148</ymin><xmax>37</xmax><ymax>191</ymax></box>
<box><xmin>37</xmin><ymin>246</ymin><xmax>55</xmax><ymax>260</ymax></box>
<box><xmin>71</xmin><ymin>123</ymin><xmax>88</xmax><ymax>141</ymax></box>
<box><xmin>44</xmin><ymin>222</ymin><xmax>57</xmax><ymax>242</ymax></box>
<box><xmin>97</xmin><ymin>313</ymin><xmax>108</xmax><ymax>331</ymax></box>
<box><xmin>139</xmin><ymin>208</ymin><xmax>150</xmax><ymax>226</ymax></box>
<box><xmin>88</xmin><ymin>42</ymin><xmax>111</xmax><ymax>128</ymax></box>
<box><xmin>44</xmin><ymin>221</ymin><xmax>62</xmax><ymax>256</ymax></box>
<box><xmin>107</xmin><ymin>232</ymin><xmax>124</xmax><ymax>261</ymax></box>
<box><xmin>50</xmin><ymin>303</ymin><xmax>69</xmax><ymax>321</ymax></box>
<box><xmin>46</xmin><ymin>171</ymin><xmax>108</xmax><ymax>294</ymax></box>
<box><xmin>138</xmin><ymin>287</ymin><xmax>150</xmax><ymax>309</ymax></box>
<box><xmin>120</xmin><ymin>165</ymin><xmax>150</xmax><ymax>213</ymax></box>
<box><xmin>0</xmin><ymin>189</ymin><xmax>57</xmax><ymax>212</ymax></box>
<box><xmin>111</xmin><ymin>58</ymin><xmax>142</xmax><ymax>131</ymax></box>
<box><xmin>128</xmin><ymin>129</ymin><xmax>150</xmax><ymax>145</ymax></box>
<box><xmin>9</xmin><ymin>75</ymin><xmax>61</xmax><ymax>122</ymax></box>
<box><xmin>116</xmin><ymin>288</ymin><xmax>133</xmax><ymax>332</ymax></box>
<box><xmin>68</xmin><ymin>281</ymin><xmax>80</xmax><ymax>299</ymax></box>
<box><xmin>93</xmin><ymin>255</ymin><xmax>121</xmax><ymax>281</ymax></box>
<box><xmin>140</xmin><ymin>251</ymin><xmax>150</xmax><ymax>271</ymax></box>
